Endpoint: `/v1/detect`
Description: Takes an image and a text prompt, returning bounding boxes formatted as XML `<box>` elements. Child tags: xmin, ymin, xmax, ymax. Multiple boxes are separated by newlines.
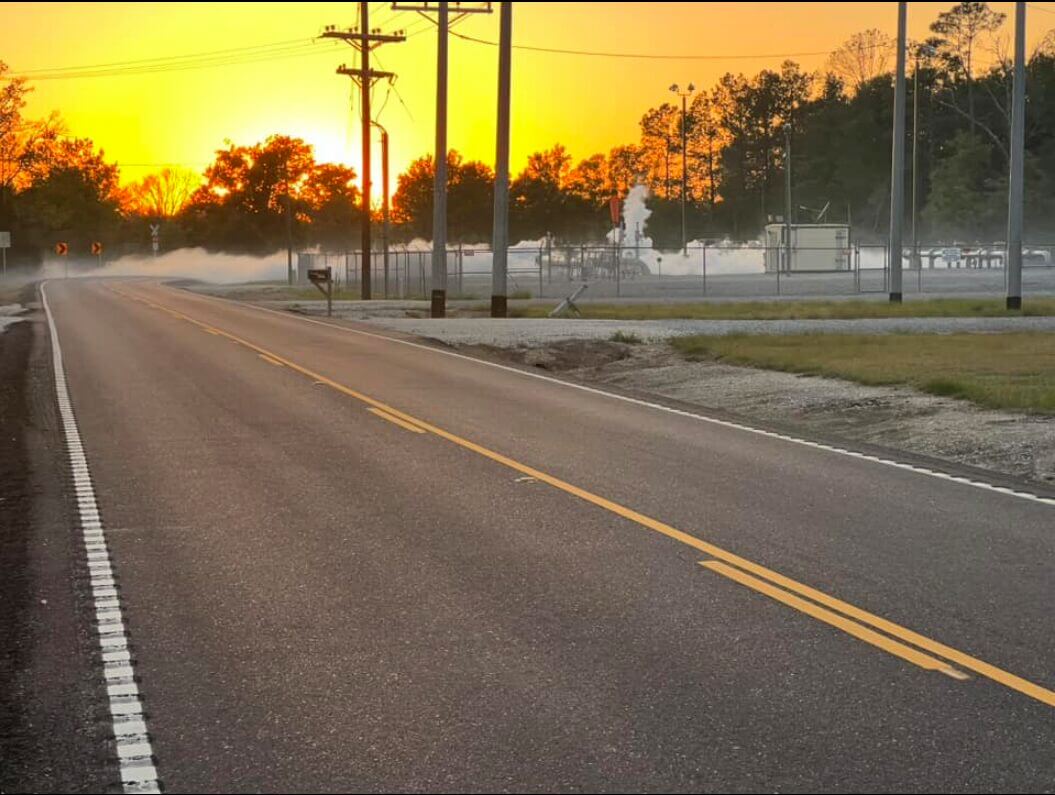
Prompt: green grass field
<box><xmin>508</xmin><ymin>297</ymin><xmax>1055</xmax><ymax>321</ymax></box>
<box><xmin>671</xmin><ymin>331</ymin><xmax>1055</xmax><ymax>413</ymax></box>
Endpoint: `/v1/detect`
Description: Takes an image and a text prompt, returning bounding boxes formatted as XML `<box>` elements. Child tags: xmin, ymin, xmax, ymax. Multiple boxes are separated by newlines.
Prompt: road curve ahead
<box><xmin>39</xmin><ymin>278</ymin><xmax>1055</xmax><ymax>792</ymax></box>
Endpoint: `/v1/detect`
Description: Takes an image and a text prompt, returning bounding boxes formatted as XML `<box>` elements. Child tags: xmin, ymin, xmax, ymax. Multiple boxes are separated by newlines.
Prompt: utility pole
<box><xmin>373</xmin><ymin>121</ymin><xmax>391</xmax><ymax>299</ymax></box>
<box><xmin>664</xmin><ymin>136</ymin><xmax>671</xmax><ymax>198</ymax></box>
<box><xmin>433</xmin><ymin>4</ymin><xmax>449</xmax><ymax>316</ymax></box>
<box><xmin>784</xmin><ymin>125</ymin><xmax>792</xmax><ymax>274</ymax></box>
<box><xmin>911</xmin><ymin>49</ymin><xmax>921</xmax><ymax>272</ymax></box>
<box><xmin>491</xmin><ymin>1</ymin><xmax>512</xmax><ymax>318</ymax></box>
<box><xmin>285</xmin><ymin>193</ymin><xmax>294</xmax><ymax>285</ymax></box>
<box><xmin>322</xmin><ymin>8</ymin><xmax>405</xmax><ymax>300</ymax></box>
<box><xmin>393</xmin><ymin>2</ymin><xmax>492</xmax><ymax>318</ymax></box>
<box><xmin>911</xmin><ymin>44</ymin><xmax>937</xmax><ymax>273</ymax></box>
<box><xmin>669</xmin><ymin>82</ymin><xmax>695</xmax><ymax>255</ymax></box>
<box><xmin>889</xmin><ymin>1</ymin><xmax>908</xmax><ymax>303</ymax></box>
<box><xmin>1007</xmin><ymin>0</ymin><xmax>1026</xmax><ymax>310</ymax></box>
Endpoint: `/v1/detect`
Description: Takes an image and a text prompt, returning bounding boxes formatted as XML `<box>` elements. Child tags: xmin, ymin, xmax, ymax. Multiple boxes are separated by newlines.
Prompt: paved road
<box><xmin>24</xmin><ymin>278</ymin><xmax>1055</xmax><ymax>791</ymax></box>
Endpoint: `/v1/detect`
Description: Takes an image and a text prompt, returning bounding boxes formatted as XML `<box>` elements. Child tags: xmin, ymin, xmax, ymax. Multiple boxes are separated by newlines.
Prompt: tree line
<box><xmin>2</xmin><ymin>2</ymin><xmax>1054</xmax><ymax>268</ymax></box>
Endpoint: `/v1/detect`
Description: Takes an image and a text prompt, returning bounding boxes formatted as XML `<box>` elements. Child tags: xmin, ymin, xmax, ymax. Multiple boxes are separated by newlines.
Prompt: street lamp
<box><xmin>670</xmin><ymin>82</ymin><xmax>695</xmax><ymax>254</ymax></box>
<box><xmin>911</xmin><ymin>43</ymin><xmax>938</xmax><ymax>271</ymax></box>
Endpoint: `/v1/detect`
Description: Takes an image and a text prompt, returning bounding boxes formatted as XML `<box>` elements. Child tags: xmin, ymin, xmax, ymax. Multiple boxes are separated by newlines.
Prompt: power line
<box><xmin>9</xmin><ymin>37</ymin><xmax>313</xmax><ymax>76</ymax></box>
<box><xmin>323</xmin><ymin>5</ymin><xmax>406</xmax><ymax>301</ymax></box>
<box><xmin>448</xmin><ymin>30</ymin><xmax>857</xmax><ymax>61</ymax></box>
<box><xmin>5</xmin><ymin>41</ymin><xmax>343</xmax><ymax>81</ymax></box>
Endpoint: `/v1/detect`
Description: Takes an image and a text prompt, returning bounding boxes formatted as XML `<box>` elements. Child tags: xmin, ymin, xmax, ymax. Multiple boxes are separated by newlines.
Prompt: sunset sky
<box><xmin>2</xmin><ymin>2</ymin><xmax>1050</xmax><ymax>195</ymax></box>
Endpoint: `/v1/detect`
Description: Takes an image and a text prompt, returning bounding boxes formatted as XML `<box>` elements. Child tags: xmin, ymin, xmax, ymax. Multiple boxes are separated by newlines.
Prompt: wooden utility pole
<box><xmin>888</xmin><ymin>1</ymin><xmax>907</xmax><ymax>303</ymax></box>
<box><xmin>322</xmin><ymin>7</ymin><xmax>405</xmax><ymax>300</ymax></box>
<box><xmin>393</xmin><ymin>2</ymin><xmax>492</xmax><ymax>317</ymax></box>
<box><xmin>1006</xmin><ymin>1</ymin><xmax>1026</xmax><ymax>310</ymax></box>
<box><xmin>491</xmin><ymin>2</ymin><xmax>512</xmax><ymax>318</ymax></box>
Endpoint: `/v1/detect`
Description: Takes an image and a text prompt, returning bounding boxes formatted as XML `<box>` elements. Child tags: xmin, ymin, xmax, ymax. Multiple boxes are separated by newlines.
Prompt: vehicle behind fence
<box><xmin>295</xmin><ymin>242</ymin><xmax>1055</xmax><ymax>301</ymax></box>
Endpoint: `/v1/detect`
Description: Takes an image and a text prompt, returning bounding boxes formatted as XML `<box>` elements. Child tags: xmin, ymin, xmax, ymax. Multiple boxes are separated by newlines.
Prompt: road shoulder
<box><xmin>0</xmin><ymin>283</ymin><xmax>113</xmax><ymax>793</ymax></box>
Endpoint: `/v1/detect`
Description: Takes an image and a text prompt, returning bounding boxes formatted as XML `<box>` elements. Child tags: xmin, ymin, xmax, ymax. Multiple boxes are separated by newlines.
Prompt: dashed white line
<box><xmin>42</xmin><ymin>282</ymin><xmax>161</xmax><ymax>794</ymax></box>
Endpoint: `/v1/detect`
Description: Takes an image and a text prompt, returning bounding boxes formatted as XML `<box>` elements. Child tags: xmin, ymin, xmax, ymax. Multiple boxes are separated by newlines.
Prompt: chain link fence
<box><xmin>295</xmin><ymin>242</ymin><xmax>1055</xmax><ymax>301</ymax></box>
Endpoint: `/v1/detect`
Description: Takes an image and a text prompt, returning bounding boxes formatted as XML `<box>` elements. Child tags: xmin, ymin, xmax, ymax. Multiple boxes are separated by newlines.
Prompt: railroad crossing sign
<box><xmin>55</xmin><ymin>242</ymin><xmax>68</xmax><ymax>256</ymax></box>
<box><xmin>307</xmin><ymin>267</ymin><xmax>333</xmax><ymax>317</ymax></box>
<box><xmin>91</xmin><ymin>241</ymin><xmax>103</xmax><ymax>256</ymax></box>
<box><xmin>150</xmin><ymin>223</ymin><xmax>160</xmax><ymax>256</ymax></box>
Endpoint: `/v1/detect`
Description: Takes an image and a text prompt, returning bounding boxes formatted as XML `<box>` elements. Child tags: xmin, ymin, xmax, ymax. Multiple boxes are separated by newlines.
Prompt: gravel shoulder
<box><xmin>435</xmin><ymin>336</ymin><xmax>1055</xmax><ymax>488</ymax></box>
<box><xmin>0</xmin><ymin>283</ymin><xmax>113</xmax><ymax>792</ymax></box>
<box><xmin>361</xmin><ymin>314</ymin><xmax>1055</xmax><ymax>342</ymax></box>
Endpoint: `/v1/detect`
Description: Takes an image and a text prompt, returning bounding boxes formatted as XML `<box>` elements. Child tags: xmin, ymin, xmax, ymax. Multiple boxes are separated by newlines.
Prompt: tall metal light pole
<box><xmin>889</xmin><ymin>1</ymin><xmax>908</xmax><ymax>303</ymax></box>
<box><xmin>911</xmin><ymin>44</ymin><xmax>937</xmax><ymax>272</ymax></box>
<box><xmin>664</xmin><ymin>135</ymin><xmax>671</xmax><ymax>198</ymax></box>
<box><xmin>670</xmin><ymin>82</ymin><xmax>695</xmax><ymax>254</ymax></box>
<box><xmin>1007</xmin><ymin>0</ymin><xmax>1026</xmax><ymax>310</ymax></box>
<box><xmin>491</xmin><ymin>1</ymin><xmax>512</xmax><ymax>318</ymax></box>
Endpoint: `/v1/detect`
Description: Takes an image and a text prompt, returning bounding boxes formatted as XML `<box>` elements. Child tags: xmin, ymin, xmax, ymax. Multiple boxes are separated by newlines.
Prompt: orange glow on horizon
<box><xmin>1</xmin><ymin>1</ymin><xmax>1042</xmax><ymax>198</ymax></box>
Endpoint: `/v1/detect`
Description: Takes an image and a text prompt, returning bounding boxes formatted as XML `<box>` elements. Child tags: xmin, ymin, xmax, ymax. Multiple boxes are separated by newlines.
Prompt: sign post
<box><xmin>308</xmin><ymin>267</ymin><xmax>333</xmax><ymax>317</ymax></box>
<box><xmin>150</xmin><ymin>224</ymin><xmax>160</xmax><ymax>257</ymax></box>
<box><xmin>91</xmin><ymin>241</ymin><xmax>103</xmax><ymax>268</ymax></box>
<box><xmin>55</xmin><ymin>242</ymin><xmax>69</xmax><ymax>278</ymax></box>
<box><xmin>0</xmin><ymin>231</ymin><xmax>10</xmax><ymax>278</ymax></box>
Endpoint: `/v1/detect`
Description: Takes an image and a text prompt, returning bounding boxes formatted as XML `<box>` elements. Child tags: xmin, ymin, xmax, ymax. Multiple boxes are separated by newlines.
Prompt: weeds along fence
<box><xmin>295</xmin><ymin>242</ymin><xmax>1055</xmax><ymax>301</ymax></box>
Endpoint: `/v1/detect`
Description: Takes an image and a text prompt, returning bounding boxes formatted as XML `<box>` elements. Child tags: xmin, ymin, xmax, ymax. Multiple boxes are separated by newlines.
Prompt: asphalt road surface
<box><xmin>12</xmin><ymin>277</ymin><xmax>1055</xmax><ymax>792</ymax></box>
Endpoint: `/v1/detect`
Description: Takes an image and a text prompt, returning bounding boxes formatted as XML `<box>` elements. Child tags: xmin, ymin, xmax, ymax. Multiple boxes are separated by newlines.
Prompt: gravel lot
<box><xmin>357</xmin><ymin>314</ymin><xmax>1055</xmax><ymax>345</ymax></box>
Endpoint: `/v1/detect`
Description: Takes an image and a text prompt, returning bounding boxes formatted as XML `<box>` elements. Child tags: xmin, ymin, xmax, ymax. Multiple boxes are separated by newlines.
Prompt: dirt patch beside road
<box><xmin>465</xmin><ymin>339</ymin><xmax>1055</xmax><ymax>486</ymax></box>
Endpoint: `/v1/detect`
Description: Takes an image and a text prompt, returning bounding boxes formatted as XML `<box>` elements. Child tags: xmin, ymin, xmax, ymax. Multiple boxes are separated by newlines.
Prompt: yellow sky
<box><xmin>2</xmin><ymin>2</ymin><xmax>1048</xmax><ymax>194</ymax></box>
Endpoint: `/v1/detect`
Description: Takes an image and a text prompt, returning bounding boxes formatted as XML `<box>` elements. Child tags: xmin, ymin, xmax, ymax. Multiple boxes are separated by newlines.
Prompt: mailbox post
<box><xmin>308</xmin><ymin>267</ymin><xmax>333</xmax><ymax>317</ymax></box>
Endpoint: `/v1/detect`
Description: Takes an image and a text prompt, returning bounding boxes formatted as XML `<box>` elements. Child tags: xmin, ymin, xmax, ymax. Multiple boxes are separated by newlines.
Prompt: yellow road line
<box><xmin>258</xmin><ymin>353</ymin><xmax>285</xmax><ymax>368</ymax></box>
<box><xmin>368</xmin><ymin>407</ymin><xmax>427</xmax><ymax>434</ymax></box>
<box><xmin>106</xmin><ymin>283</ymin><xmax>1055</xmax><ymax>709</ymax></box>
<box><xmin>701</xmin><ymin>561</ymin><xmax>966</xmax><ymax>679</ymax></box>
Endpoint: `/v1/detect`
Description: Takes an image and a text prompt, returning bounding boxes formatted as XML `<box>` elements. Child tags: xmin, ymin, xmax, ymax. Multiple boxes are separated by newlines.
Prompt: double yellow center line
<box><xmin>109</xmin><ymin>283</ymin><xmax>1055</xmax><ymax>709</ymax></box>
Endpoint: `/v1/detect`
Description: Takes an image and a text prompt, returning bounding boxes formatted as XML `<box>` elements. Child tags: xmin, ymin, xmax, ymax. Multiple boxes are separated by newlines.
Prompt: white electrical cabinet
<box><xmin>763</xmin><ymin>223</ymin><xmax>851</xmax><ymax>272</ymax></box>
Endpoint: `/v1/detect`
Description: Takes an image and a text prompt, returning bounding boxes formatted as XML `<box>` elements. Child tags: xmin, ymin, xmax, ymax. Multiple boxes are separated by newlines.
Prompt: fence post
<box><xmin>538</xmin><ymin>246</ymin><xmax>544</xmax><ymax>298</ymax></box>
<box><xmin>702</xmin><ymin>245</ymin><xmax>707</xmax><ymax>297</ymax></box>
<box><xmin>776</xmin><ymin>246</ymin><xmax>781</xmax><ymax>296</ymax></box>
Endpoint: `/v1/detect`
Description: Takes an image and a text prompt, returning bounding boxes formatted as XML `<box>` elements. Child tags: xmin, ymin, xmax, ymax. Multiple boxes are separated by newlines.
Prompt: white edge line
<box><xmin>41</xmin><ymin>282</ymin><xmax>162</xmax><ymax>793</ymax></box>
<box><xmin>172</xmin><ymin>284</ymin><xmax>1055</xmax><ymax>509</ymax></box>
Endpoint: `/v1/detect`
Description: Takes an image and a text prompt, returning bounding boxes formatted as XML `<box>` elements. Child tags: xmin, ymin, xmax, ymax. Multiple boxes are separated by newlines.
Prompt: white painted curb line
<box><xmin>42</xmin><ymin>282</ymin><xmax>162</xmax><ymax>794</ymax></box>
